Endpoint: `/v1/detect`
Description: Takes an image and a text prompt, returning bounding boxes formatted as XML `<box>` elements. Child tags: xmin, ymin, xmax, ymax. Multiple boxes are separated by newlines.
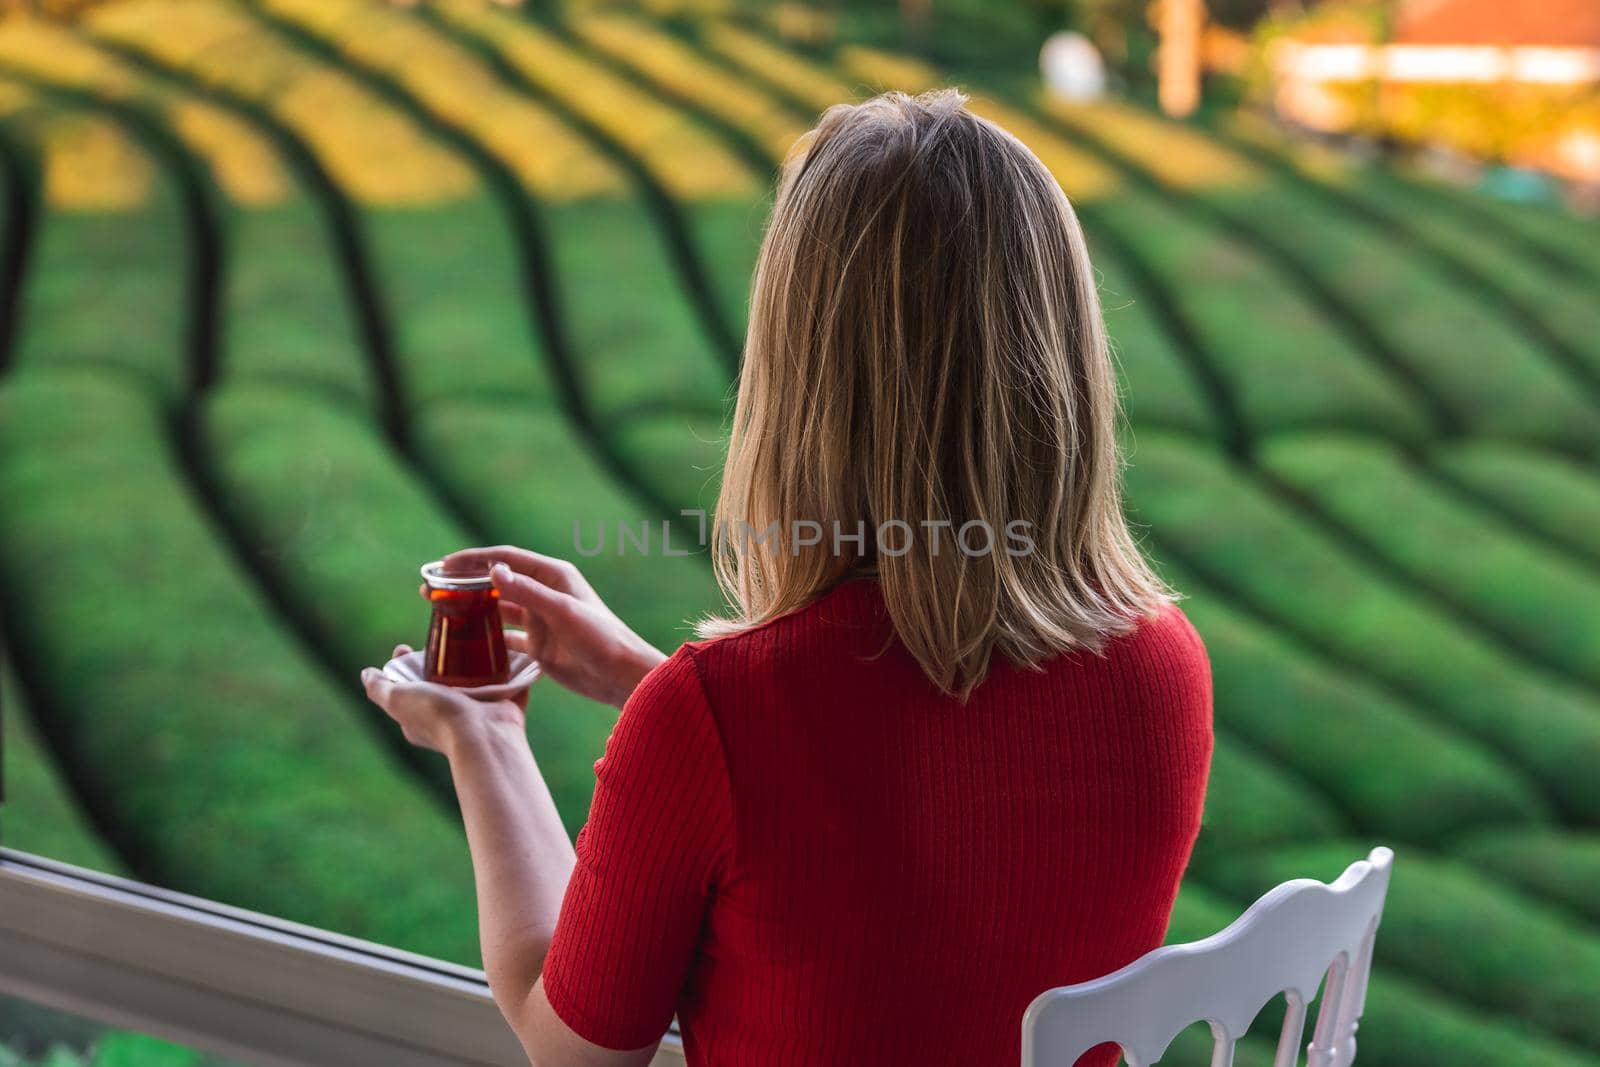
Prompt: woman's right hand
<box><xmin>443</xmin><ymin>546</ymin><xmax>667</xmax><ymax>710</ymax></box>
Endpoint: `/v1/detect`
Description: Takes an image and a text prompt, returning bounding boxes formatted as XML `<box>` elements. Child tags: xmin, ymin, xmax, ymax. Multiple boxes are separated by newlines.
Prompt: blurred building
<box><xmin>1269</xmin><ymin>0</ymin><xmax>1600</xmax><ymax>183</ymax></box>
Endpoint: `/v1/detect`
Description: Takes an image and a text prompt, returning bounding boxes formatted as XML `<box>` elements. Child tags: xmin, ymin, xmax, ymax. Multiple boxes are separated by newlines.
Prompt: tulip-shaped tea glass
<box><xmin>421</xmin><ymin>560</ymin><xmax>510</xmax><ymax>688</ymax></box>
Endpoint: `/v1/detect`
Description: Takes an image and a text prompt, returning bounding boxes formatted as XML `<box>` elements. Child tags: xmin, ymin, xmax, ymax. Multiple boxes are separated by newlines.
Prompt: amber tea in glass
<box><xmin>421</xmin><ymin>561</ymin><xmax>509</xmax><ymax>687</ymax></box>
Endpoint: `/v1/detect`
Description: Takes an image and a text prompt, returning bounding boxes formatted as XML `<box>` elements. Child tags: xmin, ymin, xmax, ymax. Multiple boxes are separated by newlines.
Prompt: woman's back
<box><xmin>364</xmin><ymin>90</ymin><xmax>1216</xmax><ymax>1067</ymax></box>
<box><xmin>543</xmin><ymin>579</ymin><xmax>1213</xmax><ymax>1066</ymax></box>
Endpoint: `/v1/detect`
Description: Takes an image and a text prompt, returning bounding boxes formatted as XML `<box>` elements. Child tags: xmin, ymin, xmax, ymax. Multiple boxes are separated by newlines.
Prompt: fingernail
<box><xmin>360</xmin><ymin>668</ymin><xmax>375</xmax><ymax>682</ymax></box>
<box><xmin>492</xmin><ymin>563</ymin><xmax>511</xmax><ymax>583</ymax></box>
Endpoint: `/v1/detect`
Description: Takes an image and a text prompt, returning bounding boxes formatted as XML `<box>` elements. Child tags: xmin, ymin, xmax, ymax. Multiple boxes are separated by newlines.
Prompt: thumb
<box><xmin>492</xmin><ymin>562</ymin><xmax>573</xmax><ymax>622</ymax></box>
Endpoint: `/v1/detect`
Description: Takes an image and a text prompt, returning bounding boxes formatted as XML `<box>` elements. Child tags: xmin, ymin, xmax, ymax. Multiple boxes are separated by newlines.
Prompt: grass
<box><xmin>608</xmin><ymin>410</ymin><xmax>727</xmax><ymax>514</ymax></box>
<box><xmin>1356</xmin><ymin>973</ymin><xmax>1599</xmax><ymax>1067</ymax></box>
<box><xmin>414</xmin><ymin>403</ymin><xmax>728</xmax><ymax>647</ymax></box>
<box><xmin>81</xmin><ymin>6</ymin><xmax>553</xmax><ymax>410</ymax></box>
<box><xmin>201</xmin><ymin>358</ymin><xmax>706</xmax><ymax>831</ymax></box>
<box><xmin>255</xmin><ymin>0</ymin><xmax>625</xmax><ymax>204</ymax></box>
<box><xmin>5</xmin><ymin>22</ymin><xmax>712</xmax><ymax>848</ymax></box>
<box><xmin>0</xmin><ymin>998</ymin><xmax>245</xmax><ymax>1066</ymax></box>
<box><xmin>539</xmin><ymin>194</ymin><xmax>732</xmax><ymax>419</ymax></box>
<box><xmin>0</xmin><ymin>86</ymin><xmax>482</xmax><ymax>960</ymax></box>
<box><xmin>1093</xmin><ymin>239</ymin><xmax>1221</xmax><ymax>438</ymax></box>
<box><xmin>251</xmin><ymin>0</ymin><xmax>739</xmax><ymax>433</ymax></box>
<box><xmin>122</xmin><ymin>3</ymin><xmax>573</xmax><ymax>404</ymax></box>
<box><xmin>120</xmin><ymin>15</ymin><xmax>693</xmax><ymax>828</ymax></box>
<box><xmin>1185</xmin><ymin>737</ymin><xmax>1346</xmax><ymax>873</ymax></box>
<box><xmin>235</xmin><ymin>0</ymin><xmax>734</xmax><ymax>514</ymax></box>
<box><xmin>1420</xmin><ymin>177</ymin><xmax>1600</xmax><ymax>282</ymax></box>
<box><xmin>568</xmin><ymin>11</ymin><xmax>807</xmax><ymax>164</ymax></box>
<box><xmin>0</xmin><ymin>85</ymin><xmax>152</xmax><ymax>211</ymax></box>
<box><xmin>0</xmin><ymin>17</ymin><xmax>292</xmax><ymax>213</ymax></box>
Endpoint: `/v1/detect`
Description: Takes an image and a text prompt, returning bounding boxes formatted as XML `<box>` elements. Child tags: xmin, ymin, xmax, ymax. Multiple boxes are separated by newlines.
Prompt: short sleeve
<box><xmin>541</xmin><ymin>648</ymin><xmax>734</xmax><ymax>1050</ymax></box>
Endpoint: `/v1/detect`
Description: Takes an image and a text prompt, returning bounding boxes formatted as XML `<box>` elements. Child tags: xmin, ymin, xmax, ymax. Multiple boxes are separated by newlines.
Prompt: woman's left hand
<box><xmin>361</xmin><ymin>644</ymin><xmax>524</xmax><ymax>756</ymax></box>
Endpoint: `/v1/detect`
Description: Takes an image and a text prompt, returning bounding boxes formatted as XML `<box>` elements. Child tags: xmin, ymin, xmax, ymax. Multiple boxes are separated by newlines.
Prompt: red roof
<box><xmin>1395</xmin><ymin>0</ymin><xmax>1600</xmax><ymax>47</ymax></box>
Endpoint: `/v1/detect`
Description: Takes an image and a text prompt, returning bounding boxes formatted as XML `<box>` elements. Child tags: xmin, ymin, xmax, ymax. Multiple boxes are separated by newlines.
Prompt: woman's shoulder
<box><xmin>631</xmin><ymin>582</ymin><xmax>867</xmax><ymax>701</ymax></box>
<box><xmin>1132</xmin><ymin>600</ymin><xmax>1207</xmax><ymax>658</ymax></box>
<box><xmin>1098</xmin><ymin>600</ymin><xmax>1211</xmax><ymax>702</ymax></box>
<box><xmin>681</xmin><ymin>577</ymin><xmax>887</xmax><ymax>664</ymax></box>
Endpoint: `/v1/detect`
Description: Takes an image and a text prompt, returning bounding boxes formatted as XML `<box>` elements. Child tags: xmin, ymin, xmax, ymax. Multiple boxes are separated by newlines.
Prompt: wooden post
<box><xmin>1157</xmin><ymin>0</ymin><xmax>1204</xmax><ymax>117</ymax></box>
<box><xmin>900</xmin><ymin>0</ymin><xmax>931</xmax><ymax>49</ymax></box>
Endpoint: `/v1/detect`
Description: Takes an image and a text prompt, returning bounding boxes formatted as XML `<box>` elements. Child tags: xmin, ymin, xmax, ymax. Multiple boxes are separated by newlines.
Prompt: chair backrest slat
<box><xmin>1327</xmin><ymin>918</ymin><xmax>1381</xmax><ymax>1067</ymax></box>
<box><xmin>1305</xmin><ymin>955</ymin><xmax>1350</xmax><ymax>1067</ymax></box>
<box><xmin>1021</xmin><ymin>848</ymin><xmax>1393</xmax><ymax>1067</ymax></box>
<box><xmin>1272</xmin><ymin>994</ymin><xmax>1308</xmax><ymax>1067</ymax></box>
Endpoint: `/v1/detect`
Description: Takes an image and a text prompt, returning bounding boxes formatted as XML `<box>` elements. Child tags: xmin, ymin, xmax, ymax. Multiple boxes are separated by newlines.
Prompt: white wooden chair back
<box><xmin>1022</xmin><ymin>847</ymin><xmax>1394</xmax><ymax>1067</ymax></box>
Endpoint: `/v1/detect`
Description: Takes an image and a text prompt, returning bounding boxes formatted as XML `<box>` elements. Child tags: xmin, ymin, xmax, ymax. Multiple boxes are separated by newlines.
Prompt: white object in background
<box><xmin>1041</xmin><ymin>32</ymin><xmax>1107</xmax><ymax>103</ymax></box>
<box><xmin>1022</xmin><ymin>847</ymin><xmax>1394</xmax><ymax>1067</ymax></box>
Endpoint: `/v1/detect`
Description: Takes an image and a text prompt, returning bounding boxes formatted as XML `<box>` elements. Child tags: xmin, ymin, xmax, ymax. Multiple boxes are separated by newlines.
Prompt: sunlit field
<box><xmin>3</xmin><ymin>2</ymin><xmax>1600</xmax><ymax>1064</ymax></box>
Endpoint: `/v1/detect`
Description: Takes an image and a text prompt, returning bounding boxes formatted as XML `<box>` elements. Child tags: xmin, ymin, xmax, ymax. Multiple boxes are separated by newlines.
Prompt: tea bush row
<box><xmin>1430</xmin><ymin>441</ymin><xmax>1600</xmax><ymax>567</ymax></box>
<box><xmin>228</xmin><ymin>0</ymin><xmax>736</xmax><ymax>498</ymax></box>
<box><xmin>1263</xmin><ymin>434</ymin><xmax>1600</xmax><ymax>687</ymax></box>
<box><xmin>0</xmin><ymin>660</ymin><xmax>123</xmax><ymax>873</ymax></box>
<box><xmin>1052</xmin><ymin>102</ymin><xmax>1598</xmax><ymax>449</ymax></box>
<box><xmin>110</xmin><ymin>21</ymin><xmax>735</xmax><ymax>829</ymax></box>
<box><xmin>1426</xmin><ymin>178</ymin><xmax>1600</xmax><ymax>282</ymax></box>
<box><xmin>1455</xmin><ymin>829</ymin><xmax>1600</xmax><ymax>927</ymax></box>
<box><xmin>429</xmin><ymin>0</ymin><xmax>762</xmax><ymax>344</ymax></box>
<box><xmin>704</xmin><ymin>27</ymin><xmax>1431</xmax><ymax>443</ymax></box>
<box><xmin>0</xmin><ymin>372</ymin><xmax>481</xmax><ymax>962</ymax></box>
<box><xmin>4</xmin><ymin>109</ymin><xmax>185</xmax><ymax>395</ymax></box>
<box><xmin>1158</xmin><ymin>556</ymin><xmax>1548</xmax><ymax>840</ymax></box>
<box><xmin>569</xmin><ymin>14</ymin><xmax>1221</xmax><ymax>438</ymax></box>
<box><xmin>1222</xmin><ymin>114</ymin><xmax>1600</xmax><ymax>392</ymax></box>
<box><xmin>1124</xmin><ymin>434</ymin><xmax>1600</xmax><ymax>822</ymax></box>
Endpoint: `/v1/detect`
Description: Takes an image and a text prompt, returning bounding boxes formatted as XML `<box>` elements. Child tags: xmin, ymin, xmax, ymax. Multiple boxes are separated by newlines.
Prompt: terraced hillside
<box><xmin>2</xmin><ymin>3</ymin><xmax>1598</xmax><ymax>1063</ymax></box>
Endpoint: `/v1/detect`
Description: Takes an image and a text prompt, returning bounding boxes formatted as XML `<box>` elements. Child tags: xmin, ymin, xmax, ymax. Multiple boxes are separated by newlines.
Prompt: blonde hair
<box><xmin>700</xmin><ymin>89</ymin><xmax>1172</xmax><ymax>695</ymax></box>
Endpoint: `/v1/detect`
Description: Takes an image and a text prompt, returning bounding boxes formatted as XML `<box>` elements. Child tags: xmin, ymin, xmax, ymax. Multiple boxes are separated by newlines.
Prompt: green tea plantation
<box><xmin>2</xmin><ymin>2</ymin><xmax>1598</xmax><ymax>1064</ymax></box>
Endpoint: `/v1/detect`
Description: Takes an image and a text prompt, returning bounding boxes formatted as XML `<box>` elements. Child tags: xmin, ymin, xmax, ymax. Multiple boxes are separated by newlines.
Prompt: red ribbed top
<box><xmin>542</xmin><ymin>578</ymin><xmax>1213</xmax><ymax>1066</ymax></box>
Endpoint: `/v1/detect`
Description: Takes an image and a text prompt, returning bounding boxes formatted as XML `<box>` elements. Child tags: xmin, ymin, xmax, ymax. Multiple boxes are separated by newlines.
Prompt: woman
<box><xmin>362</xmin><ymin>89</ymin><xmax>1211</xmax><ymax>1067</ymax></box>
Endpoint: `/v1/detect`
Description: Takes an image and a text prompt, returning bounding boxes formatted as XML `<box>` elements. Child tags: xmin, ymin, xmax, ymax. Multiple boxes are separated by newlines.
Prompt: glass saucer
<box><xmin>382</xmin><ymin>649</ymin><xmax>541</xmax><ymax>700</ymax></box>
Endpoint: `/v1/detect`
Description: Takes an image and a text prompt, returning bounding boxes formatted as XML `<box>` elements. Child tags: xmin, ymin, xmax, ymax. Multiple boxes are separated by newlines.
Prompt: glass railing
<box><xmin>0</xmin><ymin>849</ymin><xmax>685</xmax><ymax>1066</ymax></box>
<box><xmin>0</xmin><ymin>990</ymin><xmax>247</xmax><ymax>1066</ymax></box>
